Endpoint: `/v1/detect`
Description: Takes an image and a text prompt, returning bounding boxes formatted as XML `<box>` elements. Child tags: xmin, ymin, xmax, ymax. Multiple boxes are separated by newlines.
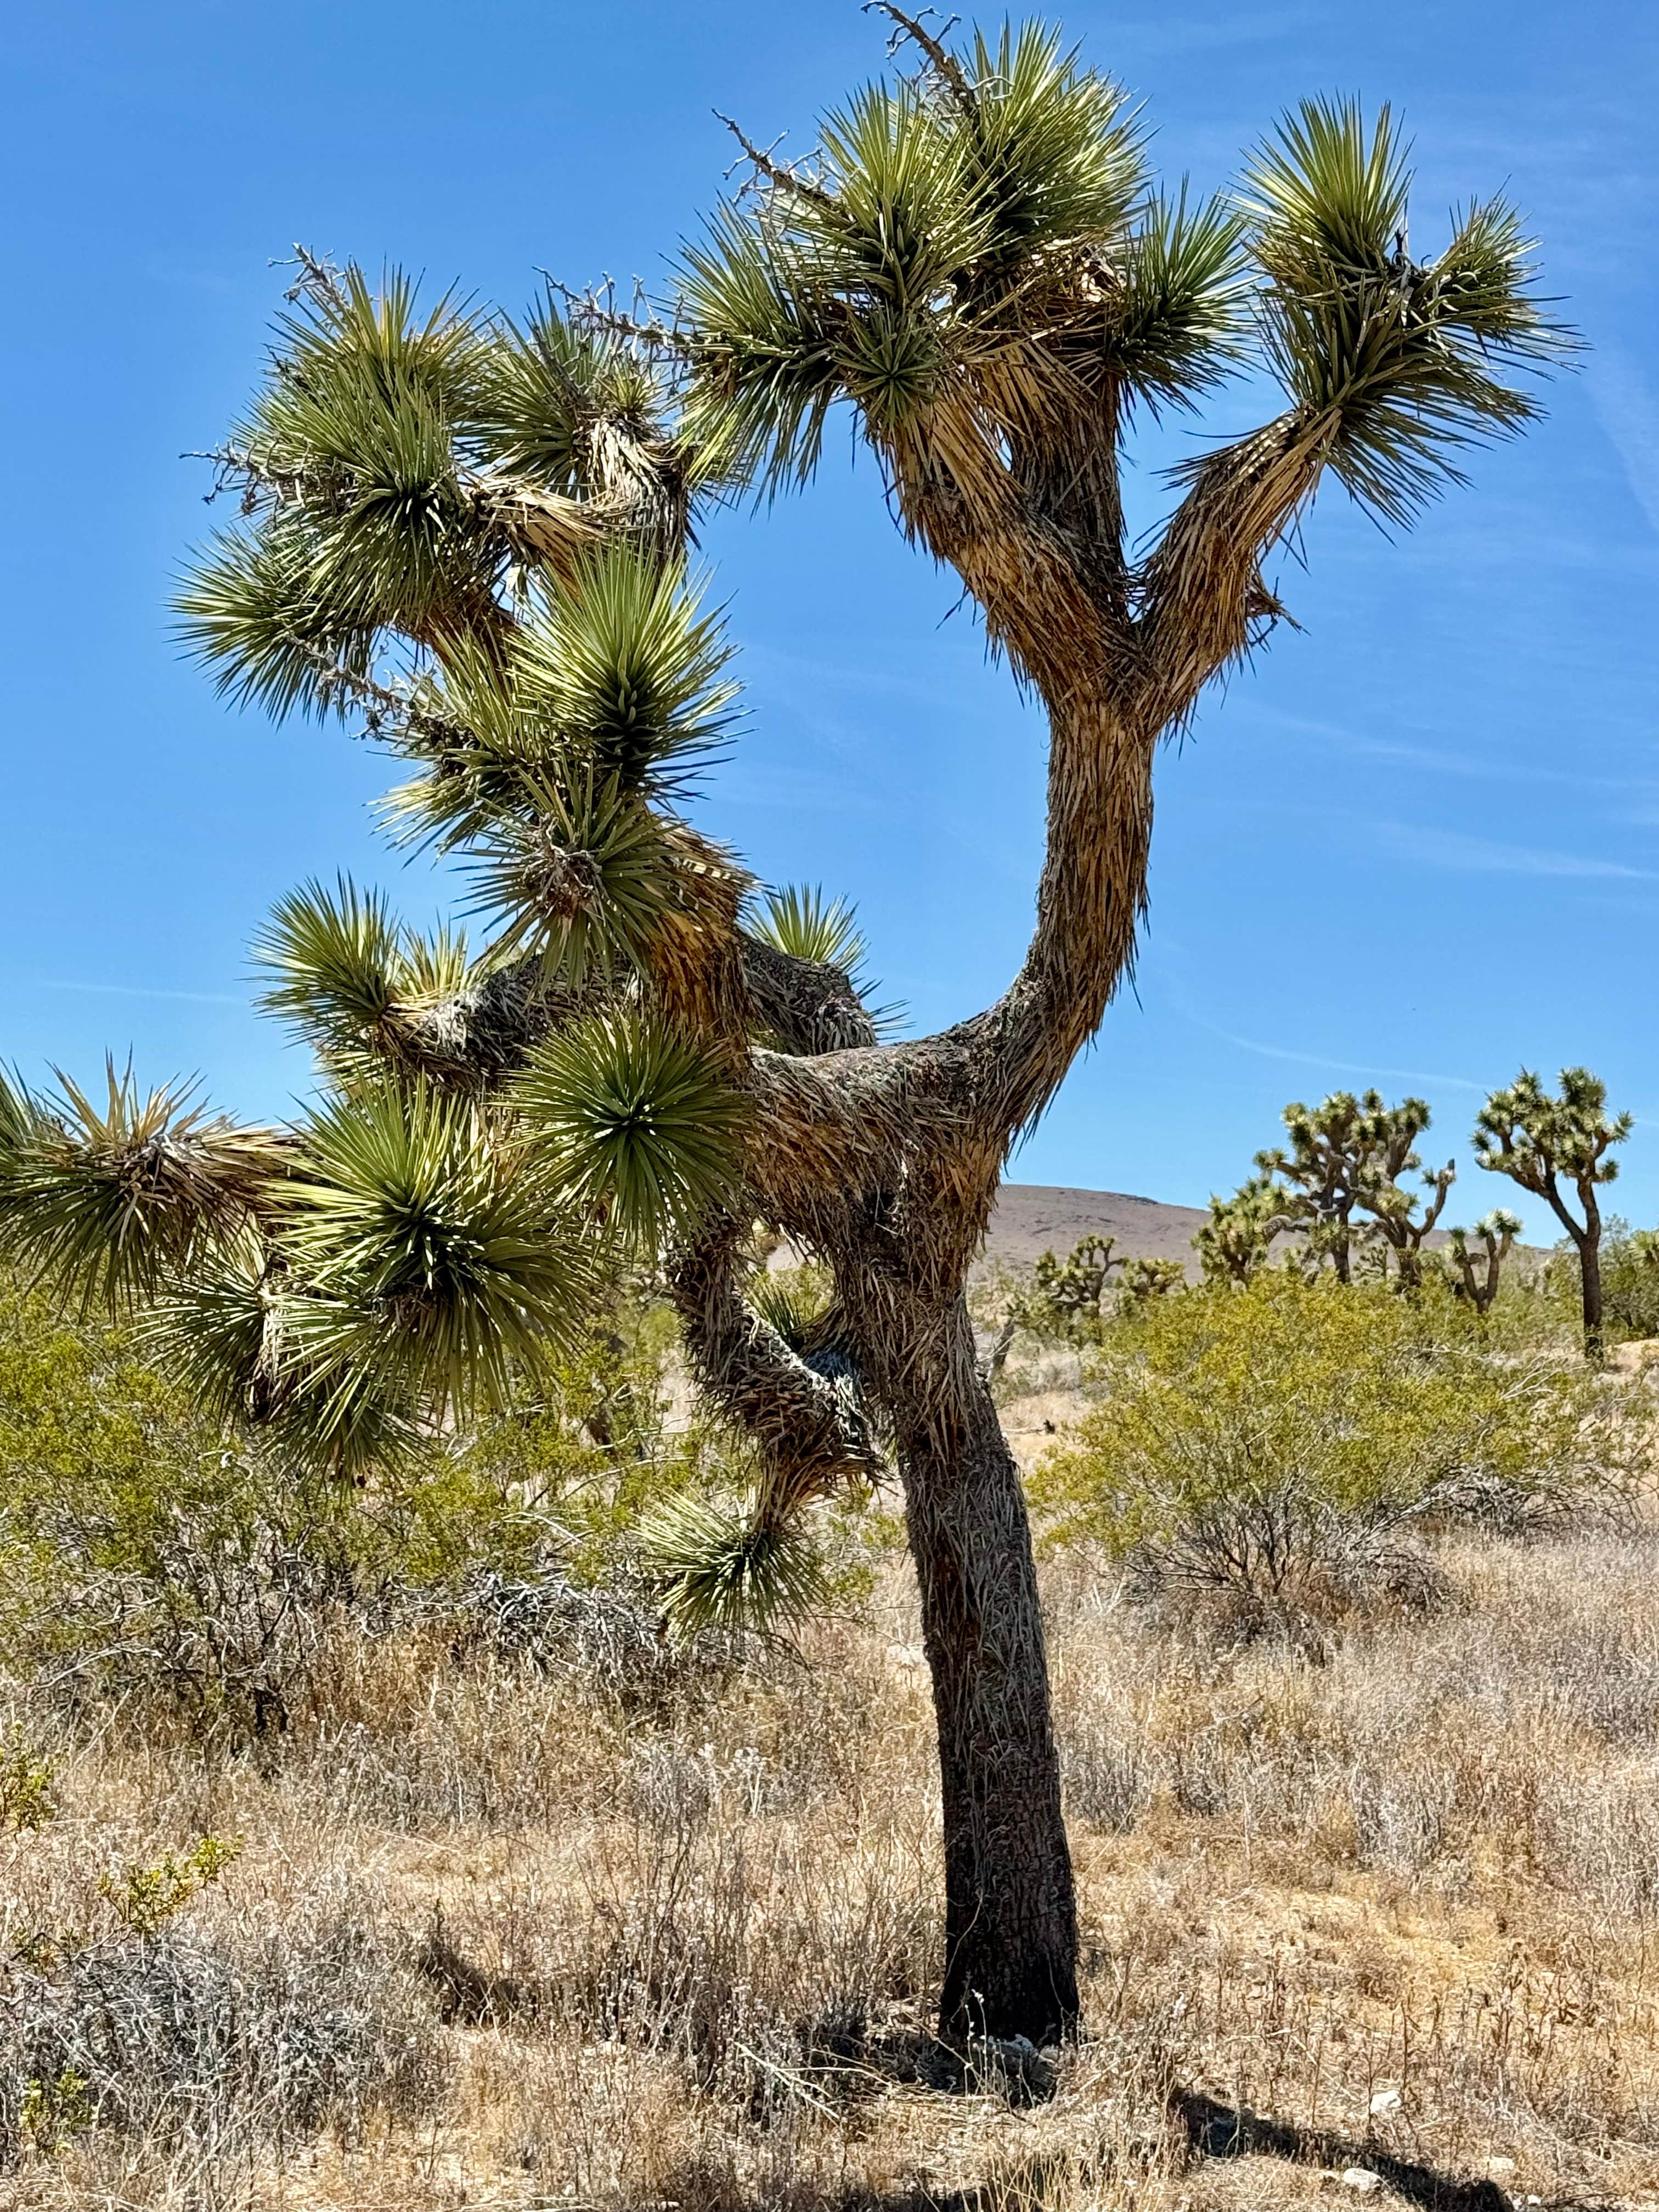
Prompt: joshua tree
<box><xmin>1254</xmin><ymin>1091</ymin><xmax>1381</xmax><ymax>1282</ymax></box>
<box><xmin>0</xmin><ymin>18</ymin><xmax>1563</xmax><ymax>2041</ymax></box>
<box><xmin>1251</xmin><ymin>1090</ymin><xmax>1454</xmax><ymax>1286</ymax></box>
<box><xmin>1475</xmin><ymin>1069</ymin><xmax>1629</xmax><ymax>1358</ymax></box>
<box><xmin>1446</xmin><ymin>1208</ymin><xmax>1522</xmax><ymax>1317</ymax></box>
<box><xmin>1194</xmin><ymin>1173</ymin><xmax>1285</xmax><ymax>1284</ymax></box>
<box><xmin>1352</xmin><ymin>1096</ymin><xmax>1455</xmax><ymax>1289</ymax></box>
<box><xmin>1116</xmin><ymin>1255</ymin><xmax>1186</xmax><ymax>1306</ymax></box>
<box><xmin>1024</xmin><ymin>1233</ymin><xmax>1125</xmax><ymax>1331</ymax></box>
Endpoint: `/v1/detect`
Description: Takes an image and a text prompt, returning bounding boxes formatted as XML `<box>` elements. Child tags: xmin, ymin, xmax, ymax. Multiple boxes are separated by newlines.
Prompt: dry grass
<box><xmin>8</xmin><ymin>1521</ymin><xmax>1659</xmax><ymax>2210</ymax></box>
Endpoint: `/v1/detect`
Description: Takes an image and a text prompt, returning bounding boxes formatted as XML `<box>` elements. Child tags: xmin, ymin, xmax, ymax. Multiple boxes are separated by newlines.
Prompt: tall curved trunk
<box><xmin>889</xmin><ymin>1289</ymin><xmax>1077</xmax><ymax>2042</ymax></box>
<box><xmin>682</xmin><ymin>413</ymin><xmax>1315</xmax><ymax>2044</ymax></box>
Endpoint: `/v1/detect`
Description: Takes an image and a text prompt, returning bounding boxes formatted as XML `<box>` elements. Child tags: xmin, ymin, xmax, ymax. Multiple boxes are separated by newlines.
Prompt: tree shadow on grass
<box><xmin>1173</xmin><ymin>2089</ymin><xmax>1543</xmax><ymax>2211</ymax></box>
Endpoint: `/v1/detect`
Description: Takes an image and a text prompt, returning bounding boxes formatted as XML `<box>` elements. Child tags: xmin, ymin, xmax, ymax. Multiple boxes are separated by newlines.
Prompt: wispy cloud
<box><xmin>23</xmin><ymin>979</ymin><xmax>245</xmax><ymax>1006</ymax></box>
<box><xmin>1376</xmin><ymin>823</ymin><xmax>1652</xmax><ymax>881</ymax></box>
<box><xmin>1181</xmin><ymin>1012</ymin><xmax>1486</xmax><ymax>1097</ymax></box>
<box><xmin>1151</xmin><ymin>950</ymin><xmax>1487</xmax><ymax>1096</ymax></box>
<box><xmin>1248</xmin><ymin>706</ymin><xmax>1659</xmax><ymax>800</ymax></box>
<box><xmin>1592</xmin><ymin>348</ymin><xmax>1659</xmax><ymax>541</ymax></box>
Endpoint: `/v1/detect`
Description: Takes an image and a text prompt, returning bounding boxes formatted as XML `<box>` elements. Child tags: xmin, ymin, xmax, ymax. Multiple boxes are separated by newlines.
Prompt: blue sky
<box><xmin>3</xmin><ymin>0</ymin><xmax>1655</xmax><ymax>1243</ymax></box>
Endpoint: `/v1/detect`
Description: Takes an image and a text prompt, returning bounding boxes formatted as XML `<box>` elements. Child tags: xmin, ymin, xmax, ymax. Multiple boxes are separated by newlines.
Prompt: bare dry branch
<box><xmin>861</xmin><ymin>3</ymin><xmax>975</xmax><ymax>115</ymax></box>
<box><xmin>713</xmin><ymin>113</ymin><xmax>835</xmax><ymax>211</ymax></box>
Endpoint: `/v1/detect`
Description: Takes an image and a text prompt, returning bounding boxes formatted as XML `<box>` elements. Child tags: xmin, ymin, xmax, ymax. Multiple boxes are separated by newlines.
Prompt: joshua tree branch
<box><xmin>740</xmin><ymin>936</ymin><xmax>879</xmax><ymax>1054</ymax></box>
<box><xmin>1135</xmin><ymin>411</ymin><xmax>1327</xmax><ymax>731</ymax></box>
<box><xmin>671</xmin><ymin>1223</ymin><xmax>878</xmax><ymax>1513</ymax></box>
<box><xmin>862</xmin><ymin>3</ymin><xmax>976</xmax><ymax>116</ymax></box>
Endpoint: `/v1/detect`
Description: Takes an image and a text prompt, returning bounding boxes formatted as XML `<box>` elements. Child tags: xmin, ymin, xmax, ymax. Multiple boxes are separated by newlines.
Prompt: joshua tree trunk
<box><xmin>1579</xmin><ymin>1193</ymin><xmax>1605</xmax><ymax>1361</ymax></box>
<box><xmin>677</xmin><ymin>684</ymin><xmax>1177</xmax><ymax>2042</ymax></box>
<box><xmin>891</xmin><ymin>1295</ymin><xmax>1078</xmax><ymax>2039</ymax></box>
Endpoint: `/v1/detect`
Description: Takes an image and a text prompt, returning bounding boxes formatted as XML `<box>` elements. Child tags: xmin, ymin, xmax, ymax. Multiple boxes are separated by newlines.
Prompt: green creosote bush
<box><xmin>1542</xmin><ymin>1216</ymin><xmax>1659</xmax><ymax>1346</ymax></box>
<box><xmin>0</xmin><ymin>1731</ymin><xmax>57</xmax><ymax>1831</ymax></box>
<box><xmin>1031</xmin><ymin>1271</ymin><xmax>1647</xmax><ymax>1630</ymax></box>
<box><xmin>99</xmin><ymin>1835</ymin><xmax>245</xmax><ymax>1939</ymax></box>
<box><xmin>0</xmin><ymin>1269</ymin><xmax>740</xmax><ymax>1736</ymax></box>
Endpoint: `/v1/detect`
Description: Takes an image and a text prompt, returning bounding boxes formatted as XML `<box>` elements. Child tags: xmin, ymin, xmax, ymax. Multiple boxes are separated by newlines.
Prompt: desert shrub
<box><xmin>1032</xmin><ymin>1273</ymin><xmax>1646</xmax><ymax>1627</ymax></box>
<box><xmin>0</xmin><ymin>1273</ymin><xmax>729</xmax><ymax>1735</ymax></box>
<box><xmin>0</xmin><ymin>1904</ymin><xmax>443</xmax><ymax>2170</ymax></box>
<box><xmin>1540</xmin><ymin>1216</ymin><xmax>1659</xmax><ymax>1344</ymax></box>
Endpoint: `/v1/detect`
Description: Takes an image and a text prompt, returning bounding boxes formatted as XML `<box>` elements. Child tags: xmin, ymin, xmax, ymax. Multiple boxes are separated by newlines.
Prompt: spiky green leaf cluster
<box><xmin>517</xmin><ymin>1011</ymin><xmax>747</xmax><ymax>1252</ymax></box>
<box><xmin>0</xmin><ymin>1062</ymin><xmax>281</xmax><ymax>1315</ymax></box>
<box><xmin>276</xmin><ymin>1080</ymin><xmax>604</xmax><ymax>1432</ymax></box>
<box><xmin>479</xmin><ymin>287</ymin><xmax>682</xmax><ymax>506</ymax></box>
<box><xmin>0</xmin><ymin>1051</ymin><xmax>624</xmax><ymax>1469</ymax></box>
<box><xmin>1244</xmin><ymin>100</ymin><xmax>1566</xmax><ymax>521</ymax></box>
<box><xmin>644</xmin><ymin>1488</ymin><xmax>831</xmax><ymax>1638</ymax></box>
<box><xmin>178</xmin><ymin>268</ymin><xmax>496</xmax><ymax>708</ymax></box>
<box><xmin>751</xmin><ymin>882</ymin><xmax>869</xmax><ymax>975</ymax></box>
<box><xmin>177</xmin><ymin>266</ymin><xmax>703</xmax><ymax>722</ymax></box>
<box><xmin>369</xmin><ymin>550</ymin><xmax>736</xmax><ymax>990</ymax></box>
<box><xmin>256</xmin><ymin>876</ymin><xmax>479</xmax><ymax>1087</ymax></box>
<box><xmin>680</xmin><ymin>21</ymin><xmax>1245</xmax><ymax>492</ymax></box>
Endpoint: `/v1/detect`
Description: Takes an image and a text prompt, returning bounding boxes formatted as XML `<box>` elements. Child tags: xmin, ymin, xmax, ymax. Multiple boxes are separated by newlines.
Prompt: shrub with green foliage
<box><xmin>1541</xmin><ymin>1217</ymin><xmax>1659</xmax><ymax>1346</ymax></box>
<box><xmin>1032</xmin><ymin>1273</ymin><xmax>1645</xmax><ymax>1627</ymax></box>
<box><xmin>0</xmin><ymin>1271</ymin><xmax>721</xmax><ymax>1735</ymax></box>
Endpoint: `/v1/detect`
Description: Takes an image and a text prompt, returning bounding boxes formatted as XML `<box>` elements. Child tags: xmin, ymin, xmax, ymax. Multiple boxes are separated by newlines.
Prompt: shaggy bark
<box><xmin>885</xmin><ymin>1293</ymin><xmax>1078</xmax><ymax>2040</ymax></box>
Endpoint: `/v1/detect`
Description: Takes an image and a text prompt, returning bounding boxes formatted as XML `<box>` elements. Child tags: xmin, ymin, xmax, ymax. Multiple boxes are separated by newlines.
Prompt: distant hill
<box><xmin>979</xmin><ymin>1183</ymin><xmax>1210</xmax><ymax>1276</ymax></box>
<box><xmin>978</xmin><ymin>1181</ymin><xmax>1539</xmax><ymax>1278</ymax></box>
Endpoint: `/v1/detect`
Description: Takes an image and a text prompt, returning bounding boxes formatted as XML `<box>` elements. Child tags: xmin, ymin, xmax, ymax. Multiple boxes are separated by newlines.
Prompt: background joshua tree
<box><xmin>1244</xmin><ymin>1090</ymin><xmax>1453</xmax><ymax>1286</ymax></box>
<box><xmin>1023</xmin><ymin>1233</ymin><xmax>1125</xmax><ymax>1331</ymax></box>
<box><xmin>1116</xmin><ymin>1255</ymin><xmax>1186</xmax><ymax>1306</ymax></box>
<box><xmin>1476</xmin><ymin>1069</ymin><xmax>1630</xmax><ymax>1358</ymax></box>
<box><xmin>1352</xmin><ymin>1097</ymin><xmax>1455</xmax><ymax>1290</ymax></box>
<box><xmin>1194</xmin><ymin>1172</ymin><xmax>1285</xmax><ymax>1285</ymax></box>
<box><xmin>0</xmin><ymin>16</ymin><xmax>1564</xmax><ymax>2042</ymax></box>
<box><xmin>1447</xmin><ymin>1207</ymin><xmax>1523</xmax><ymax>1317</ymax></box>
<box><xmin>1254</xmin><ymin>1093</ymin><xmax>1377</xmax><ymax>1283</ymax></box>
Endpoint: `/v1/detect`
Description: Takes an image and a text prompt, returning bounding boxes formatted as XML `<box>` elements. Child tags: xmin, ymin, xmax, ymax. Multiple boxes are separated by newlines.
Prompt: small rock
<box><xmin>1487</xmin><ymin>2156</ymin><xmax>1517</xmax><ymax>2177</ymax></box>
<box><xmin>1341</xmin><ymin>2170</ymin><xmax>1383</xmax><ymax>2194</ymax></box>
<box><xmin>1369</xmin><ymin>2087</ymin><xmax>1403</xmax><ymax>2118</ymax></box>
